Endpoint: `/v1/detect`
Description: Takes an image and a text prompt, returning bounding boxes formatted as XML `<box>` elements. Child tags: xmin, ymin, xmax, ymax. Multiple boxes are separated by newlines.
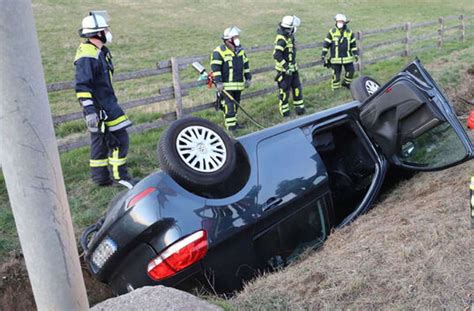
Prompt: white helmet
<box><xmin>281</xmin><ymin>15</ymin><xmax>301</xmax><ymax>29</ymax></box>
<box><xmin>334</xmin><ymin>13</ymin><xmax>348</xmax><ymax>23</ymax></box>
<box><xmin>222</xmin><ymin>26</ymin><xmax>241</xmax><ymax>40</ymax></box>
<box><xmin>80</xmin><ymin>13</ymin><xmax>108</xmax><ymax>36</ymax></box>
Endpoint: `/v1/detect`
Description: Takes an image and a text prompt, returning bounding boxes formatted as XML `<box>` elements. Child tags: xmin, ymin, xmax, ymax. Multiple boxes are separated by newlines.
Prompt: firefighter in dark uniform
<box><xmin>74</xmin><ymin>12</ymin><xmax>134</xmax><ymax>188</ymax></box>
<box><xmin>321</xmin><ymin>13</ymin><xmax>359</xmax><ymax>90</ymax></box>
<box><xmin>210</xmin><ymin>26</ymin><xmax>251</xmax><ymax>132</ymax></box>
<box><xmin>273</xmin><ymin>15</ymin><xmax>304</xmax><ymax>117</ymax></box>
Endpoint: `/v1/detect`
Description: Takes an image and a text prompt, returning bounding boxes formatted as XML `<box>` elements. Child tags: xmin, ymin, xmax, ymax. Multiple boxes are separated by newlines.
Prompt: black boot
<box><xmin>295</xmin><ymin>106</ymin><xmax>305</xmax><ymax>115</ymax></box>
<box><xmin>228</xmin><ymin>125</ymin><xmax>237</xmax><ymax>133</ymax></box>
<box><xmin>96</xmin><ymin>179</ymin><xmax>113</xmax><ymax>187</ymax></box>
<box><xmin>235</xmin><ymin>123</ymin><xmax>245</xmax><ymax>129</ymax></box>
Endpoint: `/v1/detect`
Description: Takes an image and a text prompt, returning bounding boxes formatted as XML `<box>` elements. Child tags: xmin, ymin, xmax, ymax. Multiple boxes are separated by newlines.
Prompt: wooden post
<box><xmin>356</xmin><ymin>31</ymin><xmax>364</xmax><ymax>73</ymax></box>
<box><xmin>404</xmin><ymin>22</ymin><xmax>411</xmax><ymax>57</ymax></box>
<box><xmin>460</xmin><ymin>15</ymin><xmax>465</xmax><ymax>42</ymax></box>
<box><xmin>171</xmin><ymin>57</ymin><xmax>183</xmax><ymax>119</ymax></box>
<box><xmin>438</xmin><ymin>17</ymin><xmax>444</xmax><ymax>48</ymax></box>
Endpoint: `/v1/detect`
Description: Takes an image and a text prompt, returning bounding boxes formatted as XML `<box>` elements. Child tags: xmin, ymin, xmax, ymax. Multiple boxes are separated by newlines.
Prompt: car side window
<box><xmin>398</xmin><ymin>123</ymin><xmax>467</xmax><ymax>168</ymax></box>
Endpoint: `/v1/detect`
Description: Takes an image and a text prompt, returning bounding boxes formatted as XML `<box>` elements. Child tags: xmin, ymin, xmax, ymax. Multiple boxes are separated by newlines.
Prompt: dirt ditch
<box><xmin>0</xmin><ymin>251</ymin><xmax>113</xmax><ymax>310</ymax></box>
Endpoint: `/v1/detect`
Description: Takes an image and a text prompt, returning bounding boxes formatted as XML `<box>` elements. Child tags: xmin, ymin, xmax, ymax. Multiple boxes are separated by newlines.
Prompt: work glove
<box><xmin>216</xmin><ymin>82</ymin><xmax>224</xmax><ymax>92</ymax></box>
<box><xmin>244</xmin><ymin>80</ymin><xmax>251</xmax><ymax>89</ymax></box>
<box><xmin>321</xmin><ymin>56</ymin><xmax>328</xmax><ymax>67</ymax></box>
<box><xmin>85</xmin><ymin>113</ymin><xmax>99</xmax><ymax>132</ymax></box>
<box><xmin>354</xmin><ymin>55</ymin><xmax>359</xmax><ymax>62</ymax></box>
<box><xmin>288</xmin><ymin>64</ymin><xmax>296</xmax><ymax>74</ymax></box>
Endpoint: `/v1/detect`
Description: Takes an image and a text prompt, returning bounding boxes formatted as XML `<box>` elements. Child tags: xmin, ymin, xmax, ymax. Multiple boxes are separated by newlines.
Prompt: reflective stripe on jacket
<box><xmin>74</xmin><ymin>42</ymin><xmax>131</xmax><ymax>132</ymax></box>
<box><xmin>273</xmin><ymin>27</ymin><xmax>298</xmax><ymax>72</ymax></box>
<box><xmin>210</xmin><ymin>44</ymin><xmax>251</xmax><ymax>91</ymax></box>
<box><xmin>321</xmin><ymin>26</ymin><xmax>358</xmax><ymax>64</ymax></box>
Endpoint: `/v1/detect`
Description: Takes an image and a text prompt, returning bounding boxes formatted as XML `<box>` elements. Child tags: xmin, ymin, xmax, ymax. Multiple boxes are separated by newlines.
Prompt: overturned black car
<box><xmin>82</xmin><ymin>60</ymin><xmax>473</xmax><ymax>295</ymax></box>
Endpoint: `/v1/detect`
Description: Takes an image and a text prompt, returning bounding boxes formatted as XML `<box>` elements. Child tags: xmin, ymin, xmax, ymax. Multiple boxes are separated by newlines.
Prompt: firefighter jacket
<box><xmin>210</xmin><ymin>44</ymin><xmax>251</xmax><ymax>91</ymax></box>
<box><xmin>321</xmin><ymin>26</ymin><xmax>358</xmax><ymax>64</ymax></box>
<box><xmin>273</xmin><ymin>27</ymin><xmax>298</xmax><ymax>73</ymax></box>
<box><xmin>74</xmin><ymin>42</ymin><xmax>132</xmax><ymax>132</ymax></box>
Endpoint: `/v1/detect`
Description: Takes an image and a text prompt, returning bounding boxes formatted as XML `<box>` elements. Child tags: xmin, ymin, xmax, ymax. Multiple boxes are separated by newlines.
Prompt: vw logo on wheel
<box><xmin>365</xmin><ymin>80</ymin><xmax>380</xmax><ymax>95</ymax></box>
<box><xmin>175</xmin><ymin>126</ymin><xmax>227</xmax><ymax>173</ymax></box>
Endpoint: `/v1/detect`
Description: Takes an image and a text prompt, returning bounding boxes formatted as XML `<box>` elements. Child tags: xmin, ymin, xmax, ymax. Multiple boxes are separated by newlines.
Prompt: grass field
<box><xmin>0</xmin><ymin>0</ymin><xmax>474</xmax><ymax>308</ymax></box>
<box><xmin>33</xmin><ymin>0</ymin><xmax>474</xmax><ymax>81</ymax></box>
<box><xmin>34</xmin><ymin>0</ymin><xmax>474</xmax><ymax>119</ymax></box>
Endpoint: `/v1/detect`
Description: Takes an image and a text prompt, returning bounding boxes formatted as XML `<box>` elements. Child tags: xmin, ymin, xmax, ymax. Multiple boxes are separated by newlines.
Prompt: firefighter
<box><xmin>74</xmin><ymin>12</ymin><xmax>135</xmax><ymax>188</ymax></box>
<box><xmin>321</xmin><ymin>13</ymin><xmax>359</xmax><ymax>90</ymax></box>
<box><xmin>210</xmin><ymin>26</ymin><xmax>252</xmax><ymax>132</ymax></box>
<box><xmin>273</xmin><ymin>15</ymin><xmax>304</xmax><ymax>117</ymax></box>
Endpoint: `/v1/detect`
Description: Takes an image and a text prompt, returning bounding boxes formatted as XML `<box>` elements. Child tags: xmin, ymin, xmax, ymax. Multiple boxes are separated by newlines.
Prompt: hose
<box><xmin>191</xmin><ymin>63</ymin><xmax>267</xmax><ymax>130</ymax></box>
<box><xmin>80</xmin><ymin>217</ymin><xmax>104</xmax><ymax>252</ymax></box>
<box><xmin>221</xmin><ymin>89</ymin><xmax>266</xmax><ymax>129</ymax></box>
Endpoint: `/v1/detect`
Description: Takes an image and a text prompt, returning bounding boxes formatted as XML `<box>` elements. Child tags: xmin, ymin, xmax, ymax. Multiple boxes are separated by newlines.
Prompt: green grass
<box><xmin>33</xmin><ymin>0</ymin><xmax>474</xmax><ymax>83</ymax></box>
<box><xmin>1</xmin><ymin>0</ymin><xmax>473</xmax><ymax>260</ymax></box>
<box><xmin>34</xmin><ymin>0</ymin><xmax>474</xmax><ymax>129</ymax></box>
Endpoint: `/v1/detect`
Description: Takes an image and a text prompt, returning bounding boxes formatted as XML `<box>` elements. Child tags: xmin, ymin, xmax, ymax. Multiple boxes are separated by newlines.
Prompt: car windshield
<box><xmin>398</xmin><ymin>123</ymin><xmax>467</xmax><ymax>168</ymax></box>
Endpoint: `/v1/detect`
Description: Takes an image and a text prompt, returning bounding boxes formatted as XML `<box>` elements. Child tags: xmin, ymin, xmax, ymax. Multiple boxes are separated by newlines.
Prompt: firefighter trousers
<box><xmin>331</xmin><ymin>63</ymin><xmax>355</xmax><ymax>89</ymax></box>
<box><xmin>220</xmin><ymin>90</ymin><xmax>241</xmax><ymax>130</ymax></box>
<box><xmin>90</xmin><ymin>129</ymin><xmax>130</xmax><ymax>185</ymax></box>
<box><xmin>276</xmin><ymin>71</ymin><xmax>304</xmax><ymax>117</ymax></box>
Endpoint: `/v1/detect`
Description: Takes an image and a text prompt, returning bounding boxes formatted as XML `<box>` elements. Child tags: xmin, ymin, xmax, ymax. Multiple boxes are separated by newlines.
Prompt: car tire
<box><xmin>158</xmin><ymin>116</ymin><xmax>237</xmax><ymax>191</ymax></box>
<box><xmin>350</xmin><ymin>76</ymin><xmax>381</xmax><ymax>103</ymax></box>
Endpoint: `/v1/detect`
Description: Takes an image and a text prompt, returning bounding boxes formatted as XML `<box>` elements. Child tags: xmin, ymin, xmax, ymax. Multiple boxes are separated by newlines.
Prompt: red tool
<box><xmin>467</xmin><ymin>108</ymin><xmax>474</xmax><ymax>129</ymax></box>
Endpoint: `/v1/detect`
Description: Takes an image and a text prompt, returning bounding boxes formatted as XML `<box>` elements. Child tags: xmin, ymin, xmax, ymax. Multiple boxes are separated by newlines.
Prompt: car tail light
<box><xmin>127</xmin><ymin>187</ymin><xmax>156</xmax><ymax>210</ymax></box>
<box><xmin>147</xmin><ymin>230</ymin><xmax>208</xmax><ymax>281</ymax></box>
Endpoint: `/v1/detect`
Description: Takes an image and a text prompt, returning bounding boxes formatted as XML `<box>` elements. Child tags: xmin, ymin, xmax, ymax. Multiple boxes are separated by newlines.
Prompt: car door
<box><xmin>359</xmin><ymin>59</ymin><xmax>473</xmax><ymax>170</ymax></box>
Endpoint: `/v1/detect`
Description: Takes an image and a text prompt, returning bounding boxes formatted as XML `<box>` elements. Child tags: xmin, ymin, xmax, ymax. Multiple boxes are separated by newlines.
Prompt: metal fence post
<box><xmin>356</xmin><ymin>31</ymin><xmax>364</xmax><ymax>73</ymax></box>
<box><xmin>404</xmin><ymin>22</ymin><xmax>411</xmax><ymax>56</ymax></box>
<box><xmin>0</xmin><ymin>1</ymin><xmax>89</xmax><ymax>309</ymax></box>
<box><xmin>171</xmin><ymin>57</ymin><xmax>183</xmax><ymax>119</ymax></box>
<box><xmin>438</xmin><ymin>17</ymin><xmax>445</xmax><ymax>48</ymax></box>
<box><xmin>460</xmin><ymin>15</ymin><xmax>465</xmax><ymax>42</ymax></box>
